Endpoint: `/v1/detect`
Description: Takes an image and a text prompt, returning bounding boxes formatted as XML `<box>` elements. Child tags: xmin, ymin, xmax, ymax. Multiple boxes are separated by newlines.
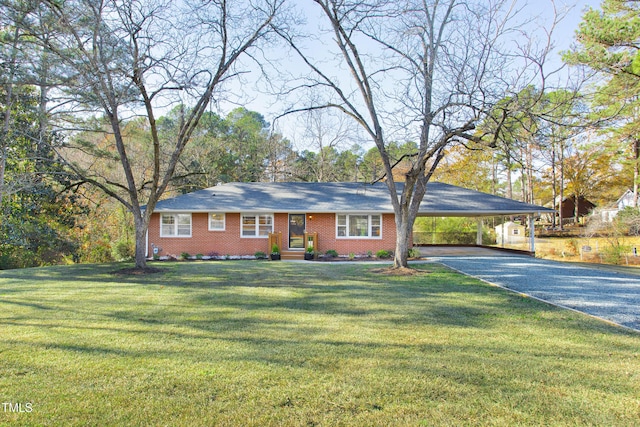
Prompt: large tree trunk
<box><xmin>393</xmin><ymin>211</ymin><xmax>412</xmax><ymax>269</ymax></box>
<box><xmin>133</xmin><ymin>213</ymin><xmax>150</xmax><ymax>269</ymax></box>
<box><xmin>389</xmin><ymin>165</ymin><xmax>434</xmax><ymax>269</ymax></box>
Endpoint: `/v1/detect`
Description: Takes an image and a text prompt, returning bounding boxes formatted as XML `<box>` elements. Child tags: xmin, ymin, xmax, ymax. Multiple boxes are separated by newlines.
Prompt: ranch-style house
<box><xmin>146</xmin><ymin>181</ymin><xmax>553</xmax><ymax>259</ymax></box>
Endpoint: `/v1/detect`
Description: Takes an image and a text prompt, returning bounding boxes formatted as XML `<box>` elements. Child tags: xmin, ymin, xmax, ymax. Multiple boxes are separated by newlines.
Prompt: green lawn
<box><xmin>0</xmin><ymin>261</ymin><xmax>638</xmax><ymax>426</ymax></box>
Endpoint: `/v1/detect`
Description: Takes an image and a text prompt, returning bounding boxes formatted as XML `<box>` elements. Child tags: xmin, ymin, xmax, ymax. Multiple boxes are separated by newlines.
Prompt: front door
<box><xmin>289</xmin><ymin>214</ymin><xmax>306</xmax><ymax>249</ymax></box>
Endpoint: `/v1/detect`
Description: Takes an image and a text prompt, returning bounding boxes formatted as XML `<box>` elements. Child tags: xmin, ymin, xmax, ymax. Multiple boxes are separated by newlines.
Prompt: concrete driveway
<box><xmin>430</xmin><ymin>255</ymin><xmax>640</xmax><ymax>332</ymax></box>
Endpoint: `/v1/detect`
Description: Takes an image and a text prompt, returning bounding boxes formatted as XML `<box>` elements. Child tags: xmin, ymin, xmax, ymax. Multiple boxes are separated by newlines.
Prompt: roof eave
<box><xmin>417</xmin><ymin>210</ymin><xmax>555</xmax><ymax>217</ymax></box>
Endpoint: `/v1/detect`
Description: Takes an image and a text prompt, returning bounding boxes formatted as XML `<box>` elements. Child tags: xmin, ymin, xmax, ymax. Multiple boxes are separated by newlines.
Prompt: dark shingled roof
<box><xmin>152</xmin><ymin>182</ymin><xmax>553</xmax><ymax>216</ymax></box>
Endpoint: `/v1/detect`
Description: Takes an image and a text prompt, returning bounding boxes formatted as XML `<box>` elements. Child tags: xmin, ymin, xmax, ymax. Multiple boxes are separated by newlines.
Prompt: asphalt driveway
<box><xmin>432</xmin><ymin>255</ymin><xmax>640</xmax><ymax>332</ymax></box>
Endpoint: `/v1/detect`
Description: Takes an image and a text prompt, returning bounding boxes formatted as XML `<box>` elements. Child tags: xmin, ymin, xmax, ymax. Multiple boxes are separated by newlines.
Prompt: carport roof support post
<box><xmin>529</xmin><ymin>215</ymin><xmax>536</xmax><ymax>254</ymax></box>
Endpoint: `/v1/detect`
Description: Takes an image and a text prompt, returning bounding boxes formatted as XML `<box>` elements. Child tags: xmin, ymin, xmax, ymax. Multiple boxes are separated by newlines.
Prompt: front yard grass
<box><xmin>0</xmin><ymin>261</ymin><xmax>638</xmax><ymax>426</ymax></box>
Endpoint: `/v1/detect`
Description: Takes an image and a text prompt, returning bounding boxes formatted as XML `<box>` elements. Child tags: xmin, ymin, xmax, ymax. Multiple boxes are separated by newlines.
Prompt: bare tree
<box><xmin>7</xmin><ymin>0</ymin><xmax>283</xmax><ymax>269</ymax></box>
<box><xmin>300</xmin><ymin>108</ymin><xmax>357</xmax><ymax>182</ymax></box>
<box><xmin>277</xmin><ymin>0</ymin><xmax>561</xmax><ymax>269</ymax></box>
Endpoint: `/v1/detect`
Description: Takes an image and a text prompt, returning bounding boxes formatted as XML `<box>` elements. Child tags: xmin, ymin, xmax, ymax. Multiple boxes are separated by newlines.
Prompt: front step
<box><xmin>281</xmin><ymin>250</ymin><xmax>304</xmax><ymax>260</ymax></box>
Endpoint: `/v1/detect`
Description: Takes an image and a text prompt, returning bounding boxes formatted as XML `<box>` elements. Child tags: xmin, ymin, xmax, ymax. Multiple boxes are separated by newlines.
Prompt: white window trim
<box><xmin>241</xmin><ymin>213</ymin><xmax>274</xmax><ymax>238</ymax></box>
<box><xmin>208</xmin><ymin>213</ymin><xmax>226</xmax><ymax>231</ymax></box>
<box><xmin>160</xmin><ymin>213</ymin><xmax>192</xmax><ymax>238</ymax></box>
<box><xmin>336</xmin><ymin>213</ymin><xmax>383</xmax><ymax>239</ymax></box>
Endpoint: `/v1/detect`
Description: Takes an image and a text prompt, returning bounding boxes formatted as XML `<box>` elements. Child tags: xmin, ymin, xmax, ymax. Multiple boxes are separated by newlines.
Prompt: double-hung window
<box><xmin>209</xmin><ymin>213</ymin><xmax>225</xmax><ymax>231</ymax></box>
<box><xmin>241</xmin><ymin>214</ymin><xmax>273</xmax><ymax>237</ymax></box>
<box><xmin>336</xmin><ymin>214</ymin><xmax>382</xmax><ymax>238</ymax></box>
<box><xmin>160</xmin><ymin>213</ymin><xmax>192</xmax><ymax>237</ymax></box>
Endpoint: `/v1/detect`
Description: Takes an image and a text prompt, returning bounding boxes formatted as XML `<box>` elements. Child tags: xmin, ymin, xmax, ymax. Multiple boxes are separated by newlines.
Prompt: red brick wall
<box><xmin>304</xmin><ymin>213</ymin><xmax>398</xmax><ymax>255</ymax></box>
<box><xmin>148</xmin><ymin>213</ymin><xmax>273</xmax><ymax>257</ymax></box>
<box><xmin>148</xmin><ymin>212</ymin><xmax>404</xmax><ymax>257</ymax></box>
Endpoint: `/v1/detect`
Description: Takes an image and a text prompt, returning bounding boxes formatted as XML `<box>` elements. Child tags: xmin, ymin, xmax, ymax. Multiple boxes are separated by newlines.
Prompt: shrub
<box><xmin>376</xmin><ymin>249</ymin><xmax>392</xmax><ymax>259</ymax></box>
<box><xmin>564</xmin><ymin>239</ymin><xmax>579</xmax><ymax>256</ymax></box>
<box><xmin>180</xmin><ymin>252</ymin><xmax>191</xmax><ymax>260</ymax></box>
<box><xmin>195</xmin><ymin>253</ymin><xmax>203</xmax><ymax>260</ymax></box>
<box><xmin>325</xmin><ymin>249</ymin><xmax>339</xmax><ymax>257</ymax></box>
<box><xmin>408</xmin><ymin>247</ymin><xmax>421</xmax><ymax>258</ymax></box>
<box><xmin>603</xmin><ymin>243</ymin><xmax>630</xmax><ymax>265</ymax></box>
<box><xmin>112</xmin><ymin>240</ymin><xmax>134</xmax><ymax>261</ymax></box>
<box><xmin>84</xmin><ymin>241</ymin><xmax>114</xmax><ymax>263</ymax></box>
<box><xmin>254</xmin><ymin>251</ymin><xmax>267</xmax><ymax>259</ymax></box>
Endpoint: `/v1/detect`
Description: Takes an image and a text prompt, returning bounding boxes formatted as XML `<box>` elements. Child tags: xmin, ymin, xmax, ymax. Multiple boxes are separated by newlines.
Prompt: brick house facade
<box><xmin>148</xmin><ymin>212</ymin><xmax>399</xmax><ymax>258</ymax></box>
<box><xmin>146</xmin><ymin>181</ymin><xmax>552</xmax><ymax>258</ymax></box>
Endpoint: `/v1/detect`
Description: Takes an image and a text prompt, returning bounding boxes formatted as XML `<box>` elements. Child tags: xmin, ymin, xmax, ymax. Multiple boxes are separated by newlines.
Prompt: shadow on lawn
<box><xmin>4</xmin><ymin>262</ymin><xmax>636</xmax><ymax>381</ymax></box>
<box><xmin>0</xmin><ymin>261</ymin><xmax>559</xmax><ymax>328</ymax></box>
<box><xmin>3</xmin><ymin>261</ymin><xmax>621</xmax><ymax>353</ymax></box>
<box><xmin>102</xmin><ymin>262</ymin><xmax>562</xmax><ymax>332</ymax></box>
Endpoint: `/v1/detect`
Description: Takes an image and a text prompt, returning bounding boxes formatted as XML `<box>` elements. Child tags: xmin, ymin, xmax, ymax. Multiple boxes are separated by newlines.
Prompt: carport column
<box><xmin>529</xmin><ymin>215</ymin><xmax>536</xmax><ymax>254</ymax></box>
<box><xmin>476</xmin><ymin>219</ymin><xmax>483</xmax><ymax>246</ymax></box>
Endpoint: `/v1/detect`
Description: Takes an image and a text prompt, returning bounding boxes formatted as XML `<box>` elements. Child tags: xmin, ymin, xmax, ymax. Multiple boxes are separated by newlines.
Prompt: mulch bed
<box><xmin>369</xmin><ymin>267</ymin><xmax>431</xmax><ymax>276</ymax></box>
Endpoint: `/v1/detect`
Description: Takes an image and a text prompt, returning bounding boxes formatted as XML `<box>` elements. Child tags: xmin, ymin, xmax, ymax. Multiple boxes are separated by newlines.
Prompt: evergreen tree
<box><xmin>564</xmin><ymin>0</ymin><xmax>640</xmax><ymax>206</ymax></box>
<box><xmin>0</xmin><ymin>85</ymin><xmax>81</xmax><ymax>268</ymax></box>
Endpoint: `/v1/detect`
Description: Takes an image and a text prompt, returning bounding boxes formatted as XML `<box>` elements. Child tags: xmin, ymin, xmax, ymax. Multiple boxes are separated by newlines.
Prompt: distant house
<box><xmin>598</xmin><ymin>189</ymin><xmax>636</xmax><ymax>222</ymax></box>
<box><xmin>146</xmin><ymin>181</ymin><xmax>553</xmax><ymax>259</ymax></box>
<box><xmin>556</xmin><ymin>195</ymin><xmax>596</xmax><ymax>223</ymax></box>
<box><xmin>495</xmin><ymin>221</ymin><xmax>526</xmax><ymax>245</ymax></box>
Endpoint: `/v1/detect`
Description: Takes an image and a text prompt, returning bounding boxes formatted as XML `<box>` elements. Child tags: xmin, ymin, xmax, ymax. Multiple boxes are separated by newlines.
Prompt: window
<box><xmin>371</xmin><ymin>215</ymin><xmax>381</xmax><ymax>237</ymax></box>
<box><xmin>242</xmin><ymin>214</ymin><xmax>273</xmax><ymax>237</ymax></box>
<box><xmin>209</xmin><ymin>213</ymin><xmax>225</xmax><ymax>231</ymax></box>
<box><xmin>337</xmin><ymin>214</ymin><xmax>382</xmax><ymax>238</ymax></box>
<box><xmin>160</xmin><ymin>213</ymin><xmax>191</xmax><ymax>237</ymax></box>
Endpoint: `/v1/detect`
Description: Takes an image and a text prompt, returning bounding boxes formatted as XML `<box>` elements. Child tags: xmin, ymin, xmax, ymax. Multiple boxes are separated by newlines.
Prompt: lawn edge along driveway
<box><xmin>433</xmin><ymin>255</ymin><xmax>640</xmax><ymax>332</ymax></box>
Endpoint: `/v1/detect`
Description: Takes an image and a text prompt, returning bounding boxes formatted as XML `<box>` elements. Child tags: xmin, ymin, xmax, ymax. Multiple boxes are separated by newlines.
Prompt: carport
<box><xmin>417</xmin><ymin>246</ymin><xmax>521</xmax><ymax>257</ymax></box>
<box><xmin>416</xmin><ymin>183</ymin><xmax>555</xmax><ymax>254</ymax></box>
